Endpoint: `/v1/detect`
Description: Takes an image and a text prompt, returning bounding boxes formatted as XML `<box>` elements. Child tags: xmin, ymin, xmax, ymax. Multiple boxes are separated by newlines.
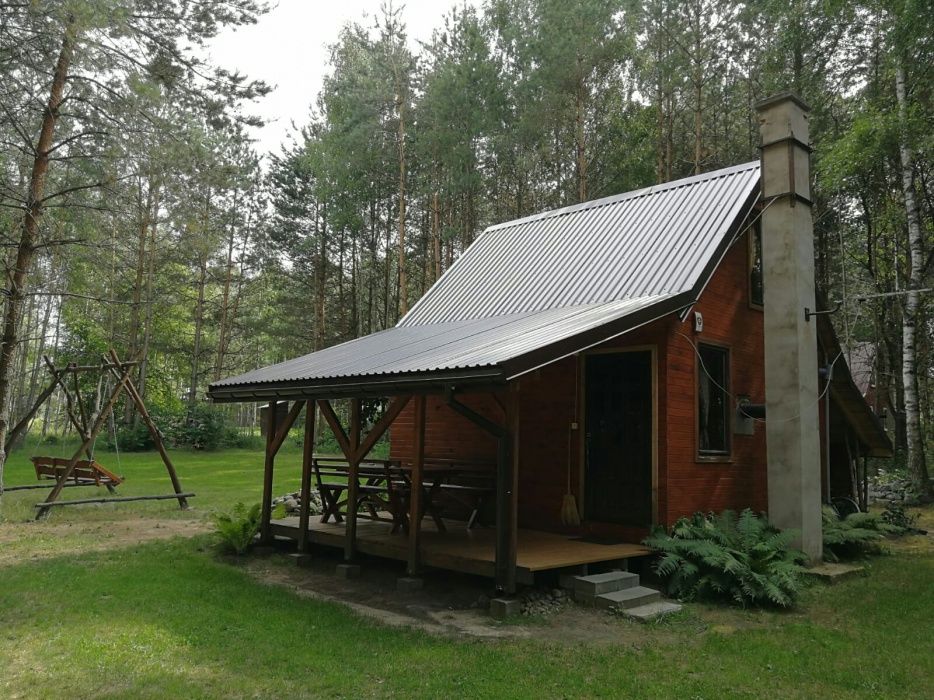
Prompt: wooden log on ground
<box><xmin>34</xmin><ymin>492</ymin><xmax>195</xmax><ymax>508</ymax></box>
<box><xmin>4</xmin><ymin>480</ymin><xmax>107</xmax><ymax>492</ymax></box>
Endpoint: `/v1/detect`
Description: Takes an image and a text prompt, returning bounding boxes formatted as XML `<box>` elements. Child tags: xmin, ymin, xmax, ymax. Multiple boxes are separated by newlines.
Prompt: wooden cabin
<box><xmin>209</xmin><ymin>96</ymin><xmax>890</xmax><ymax>593</ymax></box>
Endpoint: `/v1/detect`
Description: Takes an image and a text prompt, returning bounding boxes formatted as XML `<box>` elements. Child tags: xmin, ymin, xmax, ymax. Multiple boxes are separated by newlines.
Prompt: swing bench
<box><xmin>31</xmin><ymin>456</ymin><xmax>123</xmax><ymax>490</ymax></box>
<box><xmin>1</xmin><ymin>350</ymin><xmax>194</xmax><ymax>516</ymax></box>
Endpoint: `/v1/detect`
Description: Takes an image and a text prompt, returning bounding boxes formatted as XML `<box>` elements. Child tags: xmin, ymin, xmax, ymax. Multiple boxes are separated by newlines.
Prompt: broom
<box><xmin>561</xmin><ymin>356</ymin><xmax>581</xmax><ymax>527</ymax></box>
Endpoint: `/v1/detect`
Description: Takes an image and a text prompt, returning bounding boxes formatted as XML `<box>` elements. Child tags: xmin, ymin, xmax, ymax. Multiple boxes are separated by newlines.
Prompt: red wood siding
<box><xmin>390</xmin><ymin>393</ymin><xmax>500</xmax><ymax>463</ymax></box>
<box><xmin>662</xmin><ymin>232</ymin><xmax>767</xmax><ymax>523</ymax></box>
<box><xmin>390</xmin><ymin>231</ymin><xmax>770</xmax><ymax>536</ymax></box>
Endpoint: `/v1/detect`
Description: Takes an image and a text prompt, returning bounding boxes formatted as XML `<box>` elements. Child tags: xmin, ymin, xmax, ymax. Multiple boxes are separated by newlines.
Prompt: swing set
<box><xmin>2</xmin><ymin>349</ymin><xmax>193</xmax><ymax>519</ymax></box>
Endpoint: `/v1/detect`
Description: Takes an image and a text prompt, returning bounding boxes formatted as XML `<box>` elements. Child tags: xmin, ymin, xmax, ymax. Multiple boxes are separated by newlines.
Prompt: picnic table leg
<box><xmin>417</xmin><ymin>480</ymin><xmax>447</xmax><ymax>533</ymax></box>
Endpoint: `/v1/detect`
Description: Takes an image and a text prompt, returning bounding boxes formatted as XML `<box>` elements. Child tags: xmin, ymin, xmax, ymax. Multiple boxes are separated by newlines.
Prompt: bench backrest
<box><xmin>31</xmin><ymin>456</ymin><xmax>123</xmax><ymax>486</ymax></box>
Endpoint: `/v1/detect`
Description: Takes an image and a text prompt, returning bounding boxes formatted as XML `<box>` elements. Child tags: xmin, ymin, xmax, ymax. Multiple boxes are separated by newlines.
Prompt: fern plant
<box><xmin>822</xmin><ymin>506</ymin><xmax>903</xmax><ymax>562</ymax></box>
<box><xmin>213</xmin><ymin>502</ymin><xmax>263</xmax><ymax>555</ymax></box>
<box><xmin>643</xmin><ymin>509</ymin><xmax>807</xmax><ymax>608</ymax></box>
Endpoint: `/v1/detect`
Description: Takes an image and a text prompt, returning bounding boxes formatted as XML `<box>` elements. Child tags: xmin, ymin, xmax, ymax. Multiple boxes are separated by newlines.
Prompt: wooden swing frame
<box><xmin>6</xmin><ymin>349</ymin><xmax>192</xmax><ymax>519</ymax></box>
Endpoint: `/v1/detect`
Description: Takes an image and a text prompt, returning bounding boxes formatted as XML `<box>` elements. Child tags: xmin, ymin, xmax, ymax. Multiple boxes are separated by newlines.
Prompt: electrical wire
<box><xmin>676</xmin><ymin>330</ymin><xmax>843</xmax><ymax>425</ymax></box>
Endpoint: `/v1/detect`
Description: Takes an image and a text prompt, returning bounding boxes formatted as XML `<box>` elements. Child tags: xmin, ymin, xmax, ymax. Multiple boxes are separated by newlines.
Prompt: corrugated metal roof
<box><xmin>210</xmin><ymin>295</ymin><xmax>672</xmax><ymax>391</ymax></box>
<box><xmin>400</xmin><ymin>162</ymin><xmax>760</xmax><ymax>326</ymax></box>
<box><xmin>209</xmin><ymin>162</ymin><xmax>760</xmax><ymax>399</ymax></box>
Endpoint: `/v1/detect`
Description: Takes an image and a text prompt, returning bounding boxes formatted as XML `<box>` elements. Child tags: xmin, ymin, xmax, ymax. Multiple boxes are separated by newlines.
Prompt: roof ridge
<box><xmin>485</xmin><ymin>161</ymin><xmax>760</xmax><ymax>233</ymax></box>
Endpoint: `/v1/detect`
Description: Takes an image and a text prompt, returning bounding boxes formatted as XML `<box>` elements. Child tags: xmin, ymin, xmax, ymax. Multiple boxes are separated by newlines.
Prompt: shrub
<box><xmin>104</xmin><ymin>421</ymin><xmax>155</xmax><ymax>452</ymax></box>
<box><xmin>822</xmin><ymin>506</ymin><xmax>904</xmax><ymax>561</ymax></box>
<box><xmin>212</xmin><ymin>502</ymin><xmax>262</xmax><ymax>555</ymax></box>
<box><xmin>643</xmin><ymin>509</ymin><xmax>807</xmax><ymax>608</ymax></box>
<box><xmin>166</xmin><ymin>404</ymin><xmax>225</xmax><ymax>450</ymax></box>
<box><xmin>879</xmin><ymin>503</ymin><xmax>920</xmax><ymax>532</ymax></box>
<box><xmin>102</xmin><ymin>404</ymin><xmax>253</xmax><ymax>451</ymax></box>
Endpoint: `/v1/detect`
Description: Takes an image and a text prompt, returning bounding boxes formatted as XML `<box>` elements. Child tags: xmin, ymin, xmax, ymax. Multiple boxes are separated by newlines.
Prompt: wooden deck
<box><xmin>270</xmin><ymin>516</ymin><xmax>651</xmax><ymax>584</ymax></box>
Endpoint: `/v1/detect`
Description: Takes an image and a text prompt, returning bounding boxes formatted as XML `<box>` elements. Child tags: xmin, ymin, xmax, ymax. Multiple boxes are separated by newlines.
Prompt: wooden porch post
<box><xmin>444</xmin><ymin>386</ymin><xmax>518</xmax><ymax>594</ymax></box>
<box><xmin>407</xmin><ymin>395</ymin><xmax>426</xmax><ymax>576</ymax></box>
<box><xmin>259</xmin><ymin>400</ymin><xmax>303</xmax><ymax>544</ymax></box>
<box><xmin>495</xmin><ymin>387</ymin><xmax>519</xmax><ymax>595</ymax></box>
<box><xmin>345</xmin><ymin>398</ymin><xmax>362</xmax><ymax>561</ymax></box>
<box><xmin>297</xmin><ymin>399</ymin><xmax>316</xmax><ymax>552</ymax></box>
<box><xmin>260</xmin><ymin>398</ymin><xmax>278</xmax><ymax>544</ymax></box>
<box><xmin>318</xmin><ymin>396</ymin><xmax>410</xmax><ymax>561</ymax></box>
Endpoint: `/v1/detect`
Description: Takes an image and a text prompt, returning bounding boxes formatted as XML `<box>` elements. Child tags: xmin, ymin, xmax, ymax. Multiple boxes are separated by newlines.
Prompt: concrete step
<box><xmin>572</xmin><ymin>571</ymin><xmax>640</xmax><ymax>597</ymax></box>
<box><xmin>804</xmin><ymin>563</ymin><xmax>865</xmax><ymax>585</ymax></box>
<box><xmin>593</xmin><ymin>585</ymin><xmax>661</xmax><ymax>610</ymax></box>
<box><xmin>619</xmin><ymin>601</ymin><xmax>682</xmax><ymax>623</ymax></box>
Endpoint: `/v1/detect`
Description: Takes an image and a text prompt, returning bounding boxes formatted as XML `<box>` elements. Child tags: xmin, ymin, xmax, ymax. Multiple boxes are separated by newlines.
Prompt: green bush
<box><xmin>879</xmin><ymin>503</ymin><xmax>920</xmax><ymax>531</ymax></box>
<box><xmin>822</xmin><ymin>506</ymin><xmax>904</xmax><ymax>562</ymax></box>
<box><xmin>102</xmin><ymin>404</ymin><xmax>254</xmax><ymax>451</ymax></box>
<box><xmin>212</xmin><ymin>502</ymin><xmax>262</xmax><ymax>555</ymax></box>
<box><xmin>643</xmin><ymin>509</ymin><xmax>807</xmax><ymax>608</ymax></box>
<box><xmin>104</xmin><ymin>421</ymin><xmax>155</xmax><ymax>452</ymax></box>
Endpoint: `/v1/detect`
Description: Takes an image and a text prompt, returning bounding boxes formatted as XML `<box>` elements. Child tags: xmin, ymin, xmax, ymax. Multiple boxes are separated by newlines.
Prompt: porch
<box><xmin>270</xmin><ymin>515</ymin><xmax>651</xmax><ymax>585</ymax></box>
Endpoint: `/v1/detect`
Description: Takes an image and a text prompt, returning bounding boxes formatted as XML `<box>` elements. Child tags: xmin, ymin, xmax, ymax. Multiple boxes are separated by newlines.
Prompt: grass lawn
<box><xmin>1</xmin><ymin>446</ymin><xmax>932</xmax><ymax>698</ymax></box>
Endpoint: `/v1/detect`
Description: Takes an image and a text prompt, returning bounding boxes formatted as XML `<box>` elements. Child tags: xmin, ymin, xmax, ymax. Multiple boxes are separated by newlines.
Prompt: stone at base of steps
<box><xmin>805</xmin><ymin>562</ymin><xmax>865</xmax><ymax>584</ymax></box>
<box><xmin>619</xmin><ymin>601</ymin><xmax>682</xmax><ymax>623</ymax></box>
<box><xmin>572</xmin><ymin>571</ymin><xmax>640</xmax><ymax>596</ymax></box>
<box><xmin>591</xmin><ymin>585</ymin><xmax>661</xmax><ymax>610</ymax></box>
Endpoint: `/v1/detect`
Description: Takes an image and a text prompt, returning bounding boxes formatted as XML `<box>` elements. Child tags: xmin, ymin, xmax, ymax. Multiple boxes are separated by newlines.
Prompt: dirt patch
<box><xmin>243</xmin><ymin>549</ymin><xmax>693</xmax><ymax>645</ymax></box>
<box><xmin>0</xmin><ymin>516</ymin><xmax>210</xmax><ymax>565</ymax></box>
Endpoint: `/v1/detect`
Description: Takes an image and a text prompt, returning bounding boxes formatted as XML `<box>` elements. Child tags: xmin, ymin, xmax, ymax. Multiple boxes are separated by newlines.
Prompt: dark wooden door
<box><xmin>584</xmin><ymin>351</ymin><xmax>653</xmax><ymax>526</ymax></box>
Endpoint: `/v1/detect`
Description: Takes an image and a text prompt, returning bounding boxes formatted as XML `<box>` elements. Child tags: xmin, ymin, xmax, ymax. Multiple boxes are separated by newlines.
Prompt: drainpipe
<box><xmin>820</xmin><ymin>363</ymin><xmax>833</xmax><ymax>505</ymax></box>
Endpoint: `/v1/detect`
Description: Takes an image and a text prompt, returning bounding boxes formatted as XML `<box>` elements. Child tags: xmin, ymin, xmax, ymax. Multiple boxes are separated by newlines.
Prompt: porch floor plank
<box><xmin>270</xmin><ymin>516</ymin><xmax>651</xmax><ymax>580</ymax></box>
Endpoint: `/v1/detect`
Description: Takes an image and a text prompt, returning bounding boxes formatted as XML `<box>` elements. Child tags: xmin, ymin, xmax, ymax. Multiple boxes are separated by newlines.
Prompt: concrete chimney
<box><xmin>756</xmin><ymin>92</ymin><xmax>822</xmax><ymax>562</ymax></box>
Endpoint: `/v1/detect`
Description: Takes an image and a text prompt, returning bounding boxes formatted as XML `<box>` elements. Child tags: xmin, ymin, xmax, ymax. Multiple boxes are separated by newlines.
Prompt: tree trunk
<box><xmin>188</xmin><ymin>255</ymin><xmax>207</xmax><ymax>410</ymax></box>
<box><xmin>895</xmin><ymin>60</ymin><xmax>931</xmax><ymax>499</ymax></box>
<box><xmin>432</xmin><ymin>191</ymin><xmax>442</xmax><ymax>282</ymax></box>
<box><xmin>214</xmin><ymin>202</ymin><xmax>238</xmax><ymax>381</ymax></box>
<box><xmin>396</xmin><ymin>95</ymin><xmax>408</xmax><ymax>318</ymax></box>
<box><xmin>315</xmin><ymin>204</ymin><xmax>327</xmax><ymax>350</ymax></box>
<box><xmin>0</xmin><ymin>20</ymin><xmax>75</xmax><ymax>493</ymax></box>
<box><xmin>136</xmin><ymin>222</ymin><xmax>158</xmax><ymax>420</ymax></box>
<box><xmin>693</xmin><ymin>11</ymin><xmax>703</xmax><ymax>175</ymax></box>
<box><xmin>575</xmin><ymin>57</ymin><xmax>588</xmax><ymax>202</ymax></box>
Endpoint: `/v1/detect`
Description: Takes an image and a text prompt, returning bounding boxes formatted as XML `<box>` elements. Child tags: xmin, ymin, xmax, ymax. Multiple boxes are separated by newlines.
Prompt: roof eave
<box><xmin>206</xmin><ymin>367</ymin><xmax>507</xmax><ymax>403</ymax></box>
<box><xmin>502</xmin><ymin>293</ymin><xmax>694</xmax><ymax>379</ymax></box>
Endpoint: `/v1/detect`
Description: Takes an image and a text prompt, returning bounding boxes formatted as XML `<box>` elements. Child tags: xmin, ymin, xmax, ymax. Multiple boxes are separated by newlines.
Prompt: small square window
<box><xmin>698</xmin><ymin>344</ymin><xmax>730</xmax><ymax>456</ymax></box>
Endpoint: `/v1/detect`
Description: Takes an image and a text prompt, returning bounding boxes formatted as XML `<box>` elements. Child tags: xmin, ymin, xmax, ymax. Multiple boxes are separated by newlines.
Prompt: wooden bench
<box><xmin>312</xmin><ymin>457</ymin><xmax>406</xmax><ymax>529</ymax></box>
<box><xmin>388</xmin><ymin>457</ymin><xmax>495</xmax><ymax>530</ymax></box>
<box><xmin>31</xmin><ymin>456</ymin><xmax>123</xmax><ymax>489</ymax></box>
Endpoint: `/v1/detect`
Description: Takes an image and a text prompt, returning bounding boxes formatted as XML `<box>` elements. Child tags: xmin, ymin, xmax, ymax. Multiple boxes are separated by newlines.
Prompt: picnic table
<box><xmin>311</xmin><ymin>455</ymin><xmax>495</xmax><ymax>533</ymax></box>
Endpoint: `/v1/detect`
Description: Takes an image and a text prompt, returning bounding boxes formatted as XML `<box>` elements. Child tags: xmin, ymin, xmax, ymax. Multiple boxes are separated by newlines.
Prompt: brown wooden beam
<box><xmin>35</xmin><ymin>362</ymin><xmax>133</xmax><ymax>519</ymax></box>
<box><xmin>105</xmin><ymin>350</ymin><xmax>188</xmax><ymax>510</ymax></box>
<box><xmin>34</xmin><ymin>492</ymin><xmax>195</xmax><ymax>507</ymax></box>
<box><xmin>260</xmin><ymin>398</ymin><xmax>278</xmax><ymax>543</ymax></box>
<box><xmin>494</xmin><ymin>386</ymin><xmax>519</xmax><ymax>594</ymax></box>
<box><xmin>297</xmin><ymin>399</ymin><xmax>316</xmax><ymax>552</ymax></box>
<box><xmin>43</xmin><ymin>356</ymin><xmax>95</xmax><ymax>462</ymax></box>
<box><xmin>269</xmin><ymin>400</ymin><xmax>303</xmax><ymax>457</ymax></box>
<box><xmin>407</xmin><ymin>395</ymin><xmax>426</xmax><ymax>575</ymax></box>
<box><xmin>344</xmin><ymin>398</ymin><xmax>361</xmax><ymax>561</ymax></box>
<box><xmin>3</xmin><ymin>374</ymin><xmax>57</xmax><ymax>455</ymax></box>
<box><xmin>318</xmin><ymin>400</ymin><xmax>351</xmax><ymax>458</ymax></box>
<box><xmin>444</xmin><ymin>386</ymin><xmax>518</xmax><ymax>594</ymax></box>
<box><xmin>355</xmin><ymin>395</ymin><xmax>410</xmax><ymax>461</ymax></box>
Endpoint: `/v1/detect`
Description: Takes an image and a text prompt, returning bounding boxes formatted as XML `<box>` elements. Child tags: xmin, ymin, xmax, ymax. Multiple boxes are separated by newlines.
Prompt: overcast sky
<box><xmin>208</xmin><ymin>0</ymin><xmax>480</xmax><ymax>157</ymax></box>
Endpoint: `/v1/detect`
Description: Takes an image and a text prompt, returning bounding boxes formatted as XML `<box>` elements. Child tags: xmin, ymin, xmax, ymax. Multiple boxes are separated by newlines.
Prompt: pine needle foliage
<box><xmin>822</xmin><ymin>506</ymin><xmax>904</xmax><ymax>562</ymax></box>
<box><xmin>213</xmin><ymin>502</ymin><xmax>263</xmax><ymax>555</ymax></box>
<box><xmin>643</xmin><ymin>509</ymin><xmax>808</xmax><ymax>608</ymax></box>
